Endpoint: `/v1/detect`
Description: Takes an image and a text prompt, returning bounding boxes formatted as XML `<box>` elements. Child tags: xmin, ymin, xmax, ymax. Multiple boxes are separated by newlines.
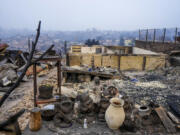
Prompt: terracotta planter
<box><xmin>105</xmin><ymin>98</ymin><xmax>125</xmax><ymax>130</ymax></box>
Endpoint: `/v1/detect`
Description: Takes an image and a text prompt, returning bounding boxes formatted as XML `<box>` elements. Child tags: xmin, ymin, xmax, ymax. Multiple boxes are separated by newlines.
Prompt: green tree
<box><xmin>85</xmin><ymin>39</ymin><xmax>100</xmax><ymax>46</ymax></box>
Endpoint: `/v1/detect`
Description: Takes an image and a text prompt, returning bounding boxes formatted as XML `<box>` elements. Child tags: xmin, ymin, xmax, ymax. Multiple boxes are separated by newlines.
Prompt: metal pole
<box><xmin>33</xmin><ymin>63</ymin><xmax>37</xmax><ymax>107</ymax></box>
<box><xmin>146</xmin><ymin>29</ymin><xmax>148</xmax><ymax>42</ymax></box>
<box><xmin>162</xmin><ymin>28</ymin><xmax>166</xmax><ymax>44</ymax></box>
<box><xmin>139</xmin><ymin>29</ymin><xmax>141</xmax><ymax>40</ymax></box>
<box><xmin>175</xmin><ymin>27</ymin><xmax>178</xmax><ymax>44</ymax></box>
<box><xmin>153</xmin><ymin>29</ymin><xmax>156</xmax><ymax>43</ymax></box>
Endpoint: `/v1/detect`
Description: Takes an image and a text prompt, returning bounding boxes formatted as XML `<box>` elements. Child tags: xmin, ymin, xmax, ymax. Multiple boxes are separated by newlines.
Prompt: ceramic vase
<box><xmin>105</xmin><ymin>98</ymin><xmax>125</xmax><ymax>129</ymax></box>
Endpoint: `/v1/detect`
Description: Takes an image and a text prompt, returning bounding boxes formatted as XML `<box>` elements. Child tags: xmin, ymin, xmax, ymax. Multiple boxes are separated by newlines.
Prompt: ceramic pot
<box><xmin>60</xmin><ymin>100</ymin><xmax>73</xmax><ymax>113</ymax></box>
<box><xmin>138</xmin><ymin>105</ymin><xmax>151</xmax><ymax>118</ymax></box>
<box><xmin>41</xmin><ymin>109</ymin><xmax>55</xmax><ymax>121</ymax></box>
<box><xmin>39</xmin><ymin>85</ymin><xmax>53</xmax><ymax>99</ymax></box>
<box><xmin>105</xmin><ymin>98</ymin><xmax>125</xmax><ymax>130</ymax></box>
<box><xmin>100</xmin><ymin>98</ymin><xmax>110</xmax><ymax>109</ymax></box>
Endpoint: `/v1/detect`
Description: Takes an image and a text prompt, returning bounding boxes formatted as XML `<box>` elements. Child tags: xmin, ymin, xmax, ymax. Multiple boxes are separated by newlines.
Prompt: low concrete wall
<box><xmin>135</xmin><ymin>40</ymin><xmax>180</xmax><ymax>54</ymax></box>
<box><xmin>120</xmin><ymin>56</ymin><xmax>144</xmax><ymax>70</ymax></box>
<box><xmin>145</xmin><ymin>56</ymin><xmax>166</xmax><ymax>70</ymax></box>
<box><xmin>94</xmin><ymin>54</ymin><xmax>102</xmax><ymax>67</ymax></box>
<box><xmin>69</xmin><ymin>54</ymin><xmax>81</xmax><ymax>66</ymax></box>
<box><xmin>133</xmin><ymin>47</ymin><xmax>159</xmax><ymax>55</ymax></box>
<box><xmin>67</xmin><ymin>53</ymin><xmax>166</xmax><ymax>71</ymax></box>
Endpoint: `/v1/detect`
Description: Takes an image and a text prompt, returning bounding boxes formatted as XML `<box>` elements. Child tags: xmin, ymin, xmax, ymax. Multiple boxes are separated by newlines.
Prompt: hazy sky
<box><xmin>0</xmin><ymin>0</ymin><xmax>180</xmax><ymax>31</ymax></box>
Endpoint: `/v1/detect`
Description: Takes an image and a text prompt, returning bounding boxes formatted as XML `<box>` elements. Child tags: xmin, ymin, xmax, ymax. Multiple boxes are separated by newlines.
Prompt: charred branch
<box><xmin>31</xmin><ymin>44</ymin><xmax>54</xmax><ymax>65</ymax></box>
<box><xmin>0</xmin><ymin>21</ymin><xmax>54</xmax><ymax>107</ymax></box>
<box><xmin>0</xmin><ymin>109</ymin><xmax>25</xmax><ymax>132</ymax></box>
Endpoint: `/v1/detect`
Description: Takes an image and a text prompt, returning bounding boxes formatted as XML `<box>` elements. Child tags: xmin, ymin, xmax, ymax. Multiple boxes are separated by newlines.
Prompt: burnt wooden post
<box><xmin>57</xmin><ymin>58</ymin><xmax>61</xmax><ymax>96</ymax></box>
<box><xmin>33</xmin><ymin>63</ymin><xmax>37</xmax><ymax>107</ymax></box>
<box><xmin>146</xmin><ymin>29</ymin><xmax>148</xmax><ymax>42</ymax></box>
<box><xmin>57</xmin><ymin>60</ymin><xmax>59</xmax><ymax>93</ymax></box>
<box><xmin>153</xmin><ymin>29</ymin><xmax>156</xmax><ymax>43</ymax></box>
<box><xmin>118</xmin><ymin>55</ymin><xmax>120</xmax><ymax>71</ymax></box>
<box><xmin>175</xmin><ymin>27</ymin><xmax>178</xmax><ymax>44</ymax></box>
<box><xmin>66</xmin><ymin>53</ymin><xmax>69</xmax><ymax>66</ymax></box>
<box><xmin>91</xmin><ymin>56</ymin><xmax>95</xmax><ymax>70</ymax></box>
<box><xmin>162</xmin><ymin>28</ymin><xmax>166</xmax><ymax>44</ymax></box>
<box><xmin>64</xmin><ymin>41</ymin><xmax>67</xmax><ymax>55</ymax></box>
<box><xmin>142</xmin><ymin>56</ymin><xmax>146</xmax><ymax>71</ymax></box>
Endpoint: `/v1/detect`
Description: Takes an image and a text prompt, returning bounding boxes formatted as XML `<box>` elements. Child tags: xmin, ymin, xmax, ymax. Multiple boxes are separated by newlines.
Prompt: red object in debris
<box><xmin>0</xmin><ymin>43</ymin><xmax>9</xmax><ymax>52</ymax></box>
<box><xmin>26</xmin><ymin>65</ymin><xmax>44</xmax><ymax>76</ymax></box>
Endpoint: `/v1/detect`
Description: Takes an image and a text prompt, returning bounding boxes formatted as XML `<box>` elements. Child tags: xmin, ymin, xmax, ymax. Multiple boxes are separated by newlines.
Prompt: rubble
<box><xmin>1</xmin><ymin>58</ymin><xmax>180</xmax><ymax>134</ymax></box>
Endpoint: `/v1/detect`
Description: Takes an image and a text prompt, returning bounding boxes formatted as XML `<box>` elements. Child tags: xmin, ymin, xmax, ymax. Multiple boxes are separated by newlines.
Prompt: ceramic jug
<box><xmin>105</xmin><ymin>97</ymin><xmax>125</xmax><ymax>129</ymax></box>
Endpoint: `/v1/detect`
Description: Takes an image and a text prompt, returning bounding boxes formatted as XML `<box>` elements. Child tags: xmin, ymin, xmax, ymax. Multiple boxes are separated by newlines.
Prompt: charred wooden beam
<box><xmin>0</xmin><ymin>109</ymin><xmax>25</xmax><ymax>132</ymax></box>
<box><xmin>155</xmin><ymin>106</ymin><xmax>176</xmax><ymax>133</ymax></box>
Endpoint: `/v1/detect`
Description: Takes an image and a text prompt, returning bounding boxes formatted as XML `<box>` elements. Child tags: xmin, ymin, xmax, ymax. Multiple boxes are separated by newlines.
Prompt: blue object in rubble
<box><xmin>131</xmin><ymin>78</ymin><xmax>138</xmax><ymax>82</ymax></box>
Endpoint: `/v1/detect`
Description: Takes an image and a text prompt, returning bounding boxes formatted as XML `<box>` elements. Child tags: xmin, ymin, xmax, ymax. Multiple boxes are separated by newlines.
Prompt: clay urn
<box><xmin>105</xmin><ymin>98</ymin><xmax>125</xmax><ymax>130</ymax></box>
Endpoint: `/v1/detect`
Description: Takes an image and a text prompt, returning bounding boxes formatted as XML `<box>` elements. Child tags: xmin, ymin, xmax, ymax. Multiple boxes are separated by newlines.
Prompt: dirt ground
<box><xmin>1</xmin><ymin>67</ymin><xmax>180</xmax><ymax>135</ymax></box>
<box><xmin>23</xmin><ymin>121</ymin><xmax>142</xmax><ymax>135</ymax></box>
<box><xmin>0</xmin><ymin>68</ymin><xmax>58</xmax><ymax>134</ymax></box>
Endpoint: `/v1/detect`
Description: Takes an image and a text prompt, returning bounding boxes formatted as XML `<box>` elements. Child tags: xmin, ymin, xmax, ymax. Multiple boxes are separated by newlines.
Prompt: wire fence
<box><xmin>139</xmin><ymin>28</ymin><xmax>180</xmax><ymax>43</ymax></box>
